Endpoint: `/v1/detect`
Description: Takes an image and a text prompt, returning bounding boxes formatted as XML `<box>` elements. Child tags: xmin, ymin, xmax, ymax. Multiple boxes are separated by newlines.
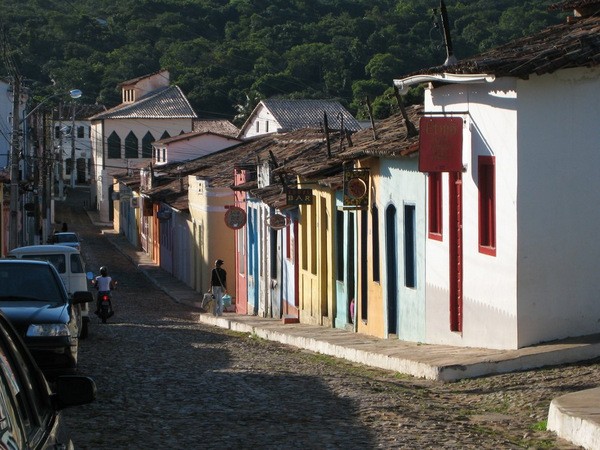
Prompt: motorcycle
<box><xmin>87</xmin><ymin>272</ymin><xmax>116</xmax><ymax>324</ymax></box>
<box><xmin>97</xmin><ymin>291</ymin><xmax>114</xmax><ymax>324</ymax></box>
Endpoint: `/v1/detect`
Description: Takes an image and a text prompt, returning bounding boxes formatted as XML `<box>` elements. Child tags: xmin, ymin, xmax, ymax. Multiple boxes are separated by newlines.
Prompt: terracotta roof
<box><xmin>249</xmin><ymin>184</ymin><xmax>290</xmax><ymax>210</ymax></box>
<box><xmin>143</xmin><ymin>177</ymin><xmax>189</xmax><ymax>212</ymax></box>
<box><xmin>153</xmin><ymin>130</ymin><xmax>241</xmax><ymax>146</ymax></box>
<box><xmin>233</xmin><ymin>179</ymin><xmax>258</xmax><ymax>192</ymax></box>
<box><xmin>141</xmin><ymin>107</ymin><xmax>422</xmax><ymax>210</ymax></box>
<box><xmin>193</xmin><ymin>119</ymin><xmax>239</xmax><ymax>137</ymax></box>
<box><xmin>340</xmin><ymin>105</ymin><xmax>422</xmax><ymax>160</ymax></box>
<box><xmin>406</xmin><ymin>14</ymin><xmax>600</xmax><ymax>79</ymax></box>
<box><xmin>89</xmin><ymin>86</ymin><xmax>197</xmax><ymax>120</ymax></box>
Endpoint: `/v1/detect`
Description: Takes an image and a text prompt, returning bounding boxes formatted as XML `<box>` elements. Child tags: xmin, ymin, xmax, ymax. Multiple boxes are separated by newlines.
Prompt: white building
<box><xmin>238</xmin><ymin>98</ymin><xmax>362</xmax><ymax>139</ymax></box>
<box><xmin>153</xmin><ymin>130</ymin><xmax>241</xmax><ymax>166</ymax></box>
<box><xmin>89</xmin><ymin>70</ymin><xmax>197</xmax><ymax>222</ymax></box>
<box><xmin>394</xmin><ymin>1</ymin><xmax>600</xmax><ymax>349</ymax></box>
<box><xmin>52</xmin><ymin>104</ymin><xmax>106</xmax><ymax>188</ymax></box>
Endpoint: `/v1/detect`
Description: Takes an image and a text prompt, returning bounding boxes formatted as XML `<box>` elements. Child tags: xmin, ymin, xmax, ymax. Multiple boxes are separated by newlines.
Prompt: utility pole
<box><xmin>57</xmin><ymin>103</ymin><xmax>64</xmax><ymax>200</ymax></box>
<box><xmin>69</xmin><ymin>104</ymin><xmax>76</xmax><ymax>188</ymax></box>
<box><xmin>67</xmin><ymin>91</ymin><xmax>83</xmax><ymax>187</ymax></box>
<box><xmin>9</xmin><ymin>75</ymin><xmax>22</xmax><ymax>251</ymax></box>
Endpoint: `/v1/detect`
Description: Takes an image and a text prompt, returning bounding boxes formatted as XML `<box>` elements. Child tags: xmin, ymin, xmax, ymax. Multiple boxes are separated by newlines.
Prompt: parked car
<box><xmin>0</xmin><ymin>260</ymin><xmax>93</xmax><ymax>376</ymax></box>
<box><xmin>0</xmin><ymin>308</ymin><xmax>95</xmax><ymax>448</ymax></box>
<box><xmin>8</xmin><ymin>245</ymin><xmax>92</xmax><ymax>339</ymax></box>
<box><xmin>52</xmin><ymin>232</ymin><xmax>82</xmax><ymax>251</ymax></box>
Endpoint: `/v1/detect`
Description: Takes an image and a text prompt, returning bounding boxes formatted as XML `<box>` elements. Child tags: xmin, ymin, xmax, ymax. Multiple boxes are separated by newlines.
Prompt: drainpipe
<box><xmin>393</xmin><ymin>73</ymin><xmax>496</xmax><ymax>95</ymax></box>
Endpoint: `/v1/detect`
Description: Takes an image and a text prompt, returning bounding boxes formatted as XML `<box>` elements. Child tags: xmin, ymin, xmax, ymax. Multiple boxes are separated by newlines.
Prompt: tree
<box><xmin>365</xmin><ymin>53</ymin><xmax>404</xmax><ymax>84</ymax></box>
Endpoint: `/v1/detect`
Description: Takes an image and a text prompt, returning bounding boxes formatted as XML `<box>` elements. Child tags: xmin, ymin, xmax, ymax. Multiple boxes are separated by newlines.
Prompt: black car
<box><xmin>0</xmin><ymin>308</ymin><xmax>96</xmax><ymax>448</ymax></box>
<box><xmin>0</xmin><ymin>260</ymin><xmax>93</xmax><ymax>375</ymax></box>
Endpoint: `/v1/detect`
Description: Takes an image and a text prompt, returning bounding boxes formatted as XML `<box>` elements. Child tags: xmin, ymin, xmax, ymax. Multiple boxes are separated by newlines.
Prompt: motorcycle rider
<box><xmin>92</xmin><ymin>266</ymin><xmax>116</xmax><ymax>316</ymax></box>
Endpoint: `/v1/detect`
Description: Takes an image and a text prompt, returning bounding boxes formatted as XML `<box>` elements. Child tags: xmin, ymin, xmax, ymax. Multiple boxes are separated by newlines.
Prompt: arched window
<box><xmin>107</xmin><ymin>132</ymin><xmax>121</xmax><ymax>159</ymax></box>
<box><xmin>142</xmin><ymin>132</ymin><xmax>154</xmax><ymax>158</ymax></box>
<box><xmin>125</xmin><ymin>131</ymin><xmax>138</xmax><ymax>158</ymax></box>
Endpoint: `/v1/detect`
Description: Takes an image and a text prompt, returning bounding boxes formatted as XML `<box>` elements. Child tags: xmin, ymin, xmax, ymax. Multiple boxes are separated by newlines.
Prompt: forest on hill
<box><xmin>1</xmin><ymin>0</ymin><xmax>565</xmax><ymax>122</ymax></box>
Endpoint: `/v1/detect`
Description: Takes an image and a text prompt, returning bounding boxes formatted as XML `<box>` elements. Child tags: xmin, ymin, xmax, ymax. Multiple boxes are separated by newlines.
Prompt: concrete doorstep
<box><xmin>547</xmin><ymin>388</ymin><xmax>600</xmax><ymax>450</ymax></box>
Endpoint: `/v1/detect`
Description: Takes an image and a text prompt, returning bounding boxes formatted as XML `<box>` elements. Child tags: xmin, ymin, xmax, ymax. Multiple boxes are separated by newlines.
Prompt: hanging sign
<box><xmin>286</xmin><ymin>188</ymin><xmax>313</xmax><ymax>206</ymax></box>
<box><xmin>267</xmin><ymin>214</ymin><xmax>289</xmax><ymax>230</ymax></box>
<box><xmin>224</xmin><ymin>206</ymin><xmax>247</xmax><ymax>230</ymax></box>
<box><xmin>418</xmin><ymin>117</ymin><xmax>463</xmax><ymax>172</ymax></box>
<box><xmin>343</xmin><ymin>168</ymin><xmax>370</xmax><ymax>209</ymax></box>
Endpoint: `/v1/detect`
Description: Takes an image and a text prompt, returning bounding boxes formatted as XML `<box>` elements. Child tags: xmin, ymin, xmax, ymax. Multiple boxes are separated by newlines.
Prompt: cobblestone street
<box><xmin>58</xmin><ymin>189</ymin><xmax>590</xmax><ymax>449</ymax></box>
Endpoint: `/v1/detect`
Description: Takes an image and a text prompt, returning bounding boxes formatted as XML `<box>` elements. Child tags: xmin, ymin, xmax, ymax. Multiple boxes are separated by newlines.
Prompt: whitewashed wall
<box><xmin>424</xmin><ymin>78</ymin><xmax>520</xmax><ymax>349</ymax></box>
<box><xmin>91</xmin><ymin>118</ymin><xmax>193</xmax><ymax>222</ymax></box>
<box><xmin>241</xmin><ymin>104</ymin><xmax>279</xmax><ymax>139</ymax></box>
<box><xmin>423</xmin><ymin>68</ymin><xmax>600</xmax><ymax>349</ymax></box>
<box><xmin>516</xmin><ymin>67</ymin><xmax>600</xmax><ymax>346</ymax></box>
<box><xmin>155</xmin><ymin>133</ymin><xmax>240</xmax><ymax>165</ymax></box>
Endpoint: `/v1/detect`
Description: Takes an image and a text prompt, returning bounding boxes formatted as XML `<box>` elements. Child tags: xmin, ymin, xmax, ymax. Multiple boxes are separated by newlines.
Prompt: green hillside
<box><xmin>0</xmin><ymin>0</ymin><xmax>564</xmax><ymax>121</ymax></box>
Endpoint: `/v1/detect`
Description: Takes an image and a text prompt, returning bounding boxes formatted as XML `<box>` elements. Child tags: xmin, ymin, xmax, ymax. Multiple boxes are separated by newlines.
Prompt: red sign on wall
<box><xmin>419</xmin><ymin>117</ymin><xmax>463</xmax><ymax>172</ymax></box>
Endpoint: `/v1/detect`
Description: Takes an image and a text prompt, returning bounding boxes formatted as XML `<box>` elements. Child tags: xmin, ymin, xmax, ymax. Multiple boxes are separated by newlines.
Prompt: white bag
<box><xmin>202</xmin><ymin>292</ymin><xmax>214</xmax><ymax>310</ymax></box>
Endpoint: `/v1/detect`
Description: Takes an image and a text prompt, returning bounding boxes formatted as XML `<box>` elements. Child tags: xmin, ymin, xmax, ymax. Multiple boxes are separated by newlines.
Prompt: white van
<box><xmin>8</xmin><ymin>245</ymin><xmax>91</xmax><ymax>338</ymax></box>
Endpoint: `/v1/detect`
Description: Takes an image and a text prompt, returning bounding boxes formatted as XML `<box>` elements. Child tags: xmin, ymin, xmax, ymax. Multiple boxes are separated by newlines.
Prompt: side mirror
<box><xmin>53</xmin><ymin>375</ymin><xmax>96</xmax><ymax>409</ymax></box>
<box><xmin>86</xmin><ymin>272</ymin><xmax>94</xmax><ymax>280</ymax></box>
<box><xmin>72</xmin><ymin>291</ymin><xmax>94</xmax><ymax>304</ymax></box>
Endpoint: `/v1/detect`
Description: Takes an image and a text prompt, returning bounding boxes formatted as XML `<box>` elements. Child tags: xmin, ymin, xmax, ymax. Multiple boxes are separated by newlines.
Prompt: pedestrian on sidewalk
<box><xmin>209</xmin><ymin>259</ymin><xmax>227</xmax><ymax>317</ymax></box>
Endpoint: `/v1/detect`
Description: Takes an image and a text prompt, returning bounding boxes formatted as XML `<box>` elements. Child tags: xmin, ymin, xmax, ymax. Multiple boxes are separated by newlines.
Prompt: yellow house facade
<box><xmin>297</xmin><ymin>184</ymin><xmax>337</xmax><ymax>327</ymax></box>
<box><xmin>352</xmin><ymin>158</ymin><xmax>386</xmax><ymax>338</ymax></box>
<box><xmin>188</xmin><ymin>175</ymin><xmax>237</xmax><ymax>295</ymax></box>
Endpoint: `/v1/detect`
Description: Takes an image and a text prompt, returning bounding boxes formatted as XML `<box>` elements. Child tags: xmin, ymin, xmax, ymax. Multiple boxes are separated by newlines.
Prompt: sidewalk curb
<box><xmin>88</xmin><ymin>209</ymin><xmax>600</xmax><ymax>449</ymax></box>
<box><xmin>548</xmin><ymin>388</ymin><xmax>600</xmax><ymax>450</ymax></box>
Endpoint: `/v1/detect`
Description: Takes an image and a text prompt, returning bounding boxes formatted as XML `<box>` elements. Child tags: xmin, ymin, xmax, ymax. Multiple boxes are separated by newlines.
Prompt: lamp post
<box><xmin>69</xmin><ymin>89</ymin><xmax>82</xmax><ymax>189</ymax></box>
<box><xmin>8</xmin><ymin>87</ymin><xmax>82</xmax><ymax>251</ymax></box>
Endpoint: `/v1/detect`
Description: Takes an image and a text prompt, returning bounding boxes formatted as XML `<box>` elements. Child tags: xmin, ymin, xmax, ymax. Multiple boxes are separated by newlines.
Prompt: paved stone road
<box><xmin>57</xmin><ymin>189</ymin><xmax>591</xmax><ymax>449</ymax></box>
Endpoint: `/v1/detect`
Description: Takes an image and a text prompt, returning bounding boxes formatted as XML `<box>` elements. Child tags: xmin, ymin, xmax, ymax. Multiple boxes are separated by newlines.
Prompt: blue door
<box><xmin>248</xmin><ymin>207</ymin><xmax>259</xmax><ymax>315</ymax></box>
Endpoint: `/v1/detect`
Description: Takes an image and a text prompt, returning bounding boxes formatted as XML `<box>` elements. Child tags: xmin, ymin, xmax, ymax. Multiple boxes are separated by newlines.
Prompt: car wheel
<box><xmin>80</xmin><ymin>321</ymin><xmax>89</xmax><ymax>339</ymax></box>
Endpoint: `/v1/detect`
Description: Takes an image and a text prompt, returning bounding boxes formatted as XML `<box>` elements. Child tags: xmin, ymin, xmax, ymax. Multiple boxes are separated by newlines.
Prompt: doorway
<box><xmin>385</xmin><ymin>205</ymin><xmax>398</xmax><ymax>335</ymax></box>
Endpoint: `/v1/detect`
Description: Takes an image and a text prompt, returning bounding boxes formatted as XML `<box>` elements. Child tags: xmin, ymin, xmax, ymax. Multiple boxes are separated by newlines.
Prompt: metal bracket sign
<box><xmin>286</xmin><ymin>188</ymin><xmax>313</xmax><ymax>206</ymax></box>
<box><xmin>418</xmin><ymin>117</ymin><xmax>463</xmax><ymax>172</ymax></box>
<box><xmin>267</xmin><ymin>214</ymin><xmax>289</xmax><ymax>230</ymax></box>
<box><xmin>224</xmin><ymin>206</ymin><xmax>247</xmax><ymax>230</ymax></box>
<box><xmin>343</xmin><ymin>168</ymin><xmax>370</xmax><ymax>210</ymax></box>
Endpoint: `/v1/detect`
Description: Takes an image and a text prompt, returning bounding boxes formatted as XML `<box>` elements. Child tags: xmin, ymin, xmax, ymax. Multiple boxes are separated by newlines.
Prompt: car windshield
<box><xmin>55</xmin><ymin>234</ymin><xmax>77</xmax><ymax>243</ymax></box>
<box><xmin>0</xmin><ymin>264</ymin><xmax>65</xmax><ymax>304</ymax></box>
<box><xmin>21</xmin><ymin>255</ymin><xmax>66</xmax><ymax>274</ymax></box>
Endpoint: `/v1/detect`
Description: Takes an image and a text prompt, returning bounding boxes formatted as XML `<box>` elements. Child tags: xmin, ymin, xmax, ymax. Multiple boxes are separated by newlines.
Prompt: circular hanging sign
<box><xmin>224</xmin><ymin>206</ymin><xmax>247</xmax><ymax>230</ymax></box>
<box><xmin>268</xmin><ymin>214</ymin><xmax>289</xmax><ymax>230</ymax></box>
<box><xmin>347</xmin><ymin>177</ymin><xmax>367</xmax><ymax>199</ymax></box>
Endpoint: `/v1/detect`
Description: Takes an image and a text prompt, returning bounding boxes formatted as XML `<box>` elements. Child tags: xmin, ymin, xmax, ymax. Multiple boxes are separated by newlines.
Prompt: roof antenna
<box><xmin>440</xmin><ymin>0</ymin><xmax>457</xmax><ymax>66</ymax></box>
